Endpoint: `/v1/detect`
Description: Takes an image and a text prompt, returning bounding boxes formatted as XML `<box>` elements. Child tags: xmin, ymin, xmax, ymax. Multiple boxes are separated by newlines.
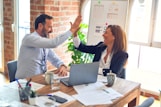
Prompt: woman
<box><xmin>73</xmin><ymin>25</ymin><xmax>128</xmax><ymax>78</ymax></box>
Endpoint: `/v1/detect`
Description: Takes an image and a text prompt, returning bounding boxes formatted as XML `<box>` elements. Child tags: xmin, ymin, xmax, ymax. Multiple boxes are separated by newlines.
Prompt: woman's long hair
<box><xmin>107</xmin><ymin>25</ymin><xmax>127</xmax><ymax>54</ymax></box>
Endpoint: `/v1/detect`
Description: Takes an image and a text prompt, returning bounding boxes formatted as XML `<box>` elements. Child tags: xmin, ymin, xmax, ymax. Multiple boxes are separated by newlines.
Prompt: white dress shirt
<box><xmin>16</xmin><ymin>31</ymin><xmax>72</xmax><ymax>79</ymax></box>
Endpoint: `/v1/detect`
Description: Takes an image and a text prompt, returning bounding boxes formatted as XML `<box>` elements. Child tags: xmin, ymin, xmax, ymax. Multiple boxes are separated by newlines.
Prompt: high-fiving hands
<box><xmin>70</xmin><ymin>15</ymin><xmax>82</xmax><ymax>35</ymax></box>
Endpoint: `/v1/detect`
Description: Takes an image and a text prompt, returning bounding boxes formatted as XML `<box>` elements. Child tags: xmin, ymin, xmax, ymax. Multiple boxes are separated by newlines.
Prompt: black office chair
<box><xmin>136</xmin><ymin>97</ymin><xmax>154</xmax><ymax>107</ymax></box>
<box><xmin>7</xmin><ymin>60</ymin><xmax>17</xmax><ymax>82</ymax></box>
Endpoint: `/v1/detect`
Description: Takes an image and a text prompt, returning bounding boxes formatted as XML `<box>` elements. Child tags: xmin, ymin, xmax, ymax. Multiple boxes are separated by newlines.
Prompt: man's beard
<box><xmin>42</xmin><ymin>33</ymin><xmax>48</xmax><ymax>38</ymax></box>
<box><xmin>41</xmin><ymin>28</ymin><xmax>48</xmax><ymax>38</ymax></box>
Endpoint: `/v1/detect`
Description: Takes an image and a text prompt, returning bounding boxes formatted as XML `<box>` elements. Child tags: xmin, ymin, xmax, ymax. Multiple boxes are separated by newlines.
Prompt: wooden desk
<box><xmin>28</xmin><ymin>74</ymin><xmax>141</xmax><ymax>107</ymax></box>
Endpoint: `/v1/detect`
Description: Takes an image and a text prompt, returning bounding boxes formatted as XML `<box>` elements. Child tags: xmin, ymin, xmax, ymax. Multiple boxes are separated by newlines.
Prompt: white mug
<box><xmin>45</xmin><ymin>72</ymin><xmax>53</xmax><ymax>85</ymax></box>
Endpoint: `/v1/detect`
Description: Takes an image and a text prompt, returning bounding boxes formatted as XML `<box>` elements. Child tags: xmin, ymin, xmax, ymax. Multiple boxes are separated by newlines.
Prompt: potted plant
<box><xmin>66</xmin><ymin>23</ymin><xmax>94</xmax><ymax>66</ymax></box>
<box><xmin>28</xmin><ymin>90</ymin><xmax>36</xmax><ymax>105</ymax></box>
<box><xmin>30</xmin><ymin>90</ymin><xmax>36</xmax><ymax>98</ymax></box>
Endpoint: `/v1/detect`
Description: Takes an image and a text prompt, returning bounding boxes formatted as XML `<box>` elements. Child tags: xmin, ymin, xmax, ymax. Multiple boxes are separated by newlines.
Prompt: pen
<box><xmin>47</xmin><ymin>94</ymin><xmax>52</xmax><ymax>96</ymax></box>
<box><xmin>26</xmin><ymin>78</ymin><xmax>32</xmax><ymax>86</ymax></box>
<box><xmin>103</xmin><ymin>89</ymin><xmax>109</xmax><ymax>93</ymax></box>
<box><xmin>37</xmin><ymin>94</ymin><xmax>52</xmax><ymax>97</ymax></box>
<box><xmin>16</xmin><ymin>79</ymin><xmax>22</xmax><ymax>89</ymax></box>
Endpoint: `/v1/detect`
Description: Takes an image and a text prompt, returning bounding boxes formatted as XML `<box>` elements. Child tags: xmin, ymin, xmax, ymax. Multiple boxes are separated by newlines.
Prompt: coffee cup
<box><xmin>45</xmin><ymin>72</ymin><xmax>53</xmax><ymax>85</ymax></box>
<box><xmin>45</xmin><ymin>72</ymin><xmax>60</xmax><ymax>90</ymax></box>
<box><xmin>106</xmin><ymin>70</ymin><xmax>116</xmax><ymax>87</ymax></box>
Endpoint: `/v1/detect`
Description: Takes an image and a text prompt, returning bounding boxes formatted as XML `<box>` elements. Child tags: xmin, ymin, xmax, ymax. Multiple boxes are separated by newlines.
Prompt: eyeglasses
<box><xmin>41</xmin><ymin>48</ymin><xmax>47</xmax><ymax>73</ymax></box>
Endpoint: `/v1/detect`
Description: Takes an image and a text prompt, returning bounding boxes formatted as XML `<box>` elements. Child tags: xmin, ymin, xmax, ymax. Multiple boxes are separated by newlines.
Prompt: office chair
<box><xmin>136</xmin><ymin>97</ymin><xmax>154</xmax><ymax>107</ymax></box>
<box><xmin>7</xmin><ymin>60</ymin><xmax>17</xmax><ymax>82</ymax></box>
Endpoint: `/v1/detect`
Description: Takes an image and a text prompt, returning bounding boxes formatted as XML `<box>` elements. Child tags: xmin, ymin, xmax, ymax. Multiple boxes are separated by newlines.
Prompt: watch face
<box><xmin>138</xmin><ymin>0</ymin><xmax>144</xmax><ymax>3</ymax></box>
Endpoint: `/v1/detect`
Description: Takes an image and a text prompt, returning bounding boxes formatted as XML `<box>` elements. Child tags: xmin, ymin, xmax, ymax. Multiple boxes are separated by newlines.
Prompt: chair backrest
<box><xmin>7</xmin><ymin>60</ymin><xmax>17</xmax><ymax>82</ymax></box>
<box><xmin>136</xmin><ymin>97</ymin><xmax>154</xmax><ymax>107</ymax></box>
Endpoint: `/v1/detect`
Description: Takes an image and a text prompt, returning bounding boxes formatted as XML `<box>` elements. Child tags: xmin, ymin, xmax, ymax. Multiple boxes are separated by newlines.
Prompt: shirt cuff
<box><xmin>60</xmin><ymin>64</ymin><xmax>67</xmax><ymax>68</ymax></box>
<box><xmin>73</xmin><ymin>36</ymin><xmax>80</xmax><ymax>48</ymax></box>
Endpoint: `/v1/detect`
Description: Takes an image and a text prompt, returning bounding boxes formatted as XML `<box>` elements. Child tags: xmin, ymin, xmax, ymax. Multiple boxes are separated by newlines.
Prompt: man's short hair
<box><xmin>34</xmin><ymin>14</ymin><xmax>53</xmax><ymax>29</ymax></box>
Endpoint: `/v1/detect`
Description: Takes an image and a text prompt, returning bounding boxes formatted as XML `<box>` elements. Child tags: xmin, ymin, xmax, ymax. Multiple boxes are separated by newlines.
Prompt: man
<box><xmin>15</xmin><ymin>14</ymin><xmax>81</xmax><ymax>79</ymax></box>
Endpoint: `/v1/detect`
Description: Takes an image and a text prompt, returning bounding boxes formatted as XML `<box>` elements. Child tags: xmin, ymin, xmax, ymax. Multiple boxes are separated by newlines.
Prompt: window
<box><xmin>127</xmin><ymin>0</ymin><xmax>161</xmax><ymax>73</ymax></box>
<box><xmin>14</xmin><ymin>0</ymin><xmax>30</xmax><ymax>58</ymax></box>
<box><xmin>127</xmin><ymin>0</ymin><xmax>153</xmax><ymax>45</ymax></box>
<box><xmin>81</xmin><ymin>0</ymin><xmax>91</xmax><ymax>24</ymax></box>
<box><xmin>0</xmin><ymin>0</ymin><xmax>4</xmax><ymax>71</ymax></box>
<box><xmin>153</xmin><ymin>0</ymin><xmax>161</xmax><ymax>47</ymax></box>
<box><xmin>125</xmin><ymin>0</ymin><xmax>161</xmax><ymax>94</ymax></box>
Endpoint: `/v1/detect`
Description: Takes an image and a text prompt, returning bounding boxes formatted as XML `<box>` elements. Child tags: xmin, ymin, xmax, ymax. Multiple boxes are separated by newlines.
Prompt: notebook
<box><xmin>60</xmin><ymin>62</ymin><xmax>99</xmax><ymax>86</ymax></box>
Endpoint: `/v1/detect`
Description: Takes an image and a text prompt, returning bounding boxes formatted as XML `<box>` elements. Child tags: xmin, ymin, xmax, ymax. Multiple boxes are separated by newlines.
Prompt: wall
<box><xmin>30</xmin><ymin>0</ymin><xmax>80</xmax><ymax>70</ymax></box>
<box><xmin>3</xmin><ymin>0</ymin><xmax>81</xmax><ymax>75</ymax></box>
<box><xmin>3</xmin><ymin>0</ymin><xmax>14</xmax><ymax>73</ymax></box>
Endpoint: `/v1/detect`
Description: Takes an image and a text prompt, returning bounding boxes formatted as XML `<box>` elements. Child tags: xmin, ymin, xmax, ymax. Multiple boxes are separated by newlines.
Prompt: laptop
<box><xmin>60</xmin><ymin>62</ymin><xmax>99</xmax><ymax>86</ymax></box>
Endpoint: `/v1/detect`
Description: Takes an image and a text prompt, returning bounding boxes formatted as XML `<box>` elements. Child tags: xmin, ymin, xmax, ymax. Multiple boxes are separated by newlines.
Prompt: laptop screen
<box><xmin>61</xmin><ymin>62</ymin><xmax>99</xmax><ymax>86</ymax></box>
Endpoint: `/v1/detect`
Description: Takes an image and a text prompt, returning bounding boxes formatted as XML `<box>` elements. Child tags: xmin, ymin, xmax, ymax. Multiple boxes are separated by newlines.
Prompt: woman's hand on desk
<box><xmin>54</xmin><ymin>64</ymin><xmax>68</xmax><ymax>76</ymax></box>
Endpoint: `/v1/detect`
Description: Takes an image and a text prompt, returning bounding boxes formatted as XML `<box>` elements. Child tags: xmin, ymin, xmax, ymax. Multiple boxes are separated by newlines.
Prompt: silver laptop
<box><xmin>60</xmin><ymin>62</ymin><xmax>99</xmax><ymax>86</ymax></box>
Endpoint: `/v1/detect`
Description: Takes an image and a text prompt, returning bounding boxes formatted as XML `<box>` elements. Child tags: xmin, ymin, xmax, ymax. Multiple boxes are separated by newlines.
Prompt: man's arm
<box><xmin>47</xmin><ymin>49</ymin><xmax>68</xmax><ymax>76</ymax></box>
<box><xmin>23</xmin><ymin>15</ymin><xmax>82</xmax><ymax>48</ymax></box>
<box><xmin>70</xmin><ymin>15</ymin><xmax>82</xmax><ymax>34</ymax></box>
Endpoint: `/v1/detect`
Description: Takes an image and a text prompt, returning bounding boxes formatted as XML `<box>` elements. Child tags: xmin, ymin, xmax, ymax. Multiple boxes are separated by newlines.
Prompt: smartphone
<box><xmin>48</xmin><ymin>95</ymin><xmax>68</xmax><ymax>103</ymax></box>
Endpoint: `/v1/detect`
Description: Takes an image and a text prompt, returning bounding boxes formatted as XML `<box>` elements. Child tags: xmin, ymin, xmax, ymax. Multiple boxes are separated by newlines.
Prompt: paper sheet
<box><xmin>73</xmin><ymin>91</ymin><xmax>113</xmax><ymax>106</ymax></box>
<box><xmin>3</xmin><ymin>79</ymin><xmax>45</xmax><ymax>91</ymax></box>
<box><xmin>73</xmin><ymin>82</ymin><xmax>123</xmax><ymax>106</ymax></box>
<box><xmin>9</xmin><ymin>101</ymin><xmax>34</xmax><ymax>107</ymax></box>
<box><xmin>73</xmin><ymin>82</ymin><xmax>106</xmax><ymax>94</ymax></box>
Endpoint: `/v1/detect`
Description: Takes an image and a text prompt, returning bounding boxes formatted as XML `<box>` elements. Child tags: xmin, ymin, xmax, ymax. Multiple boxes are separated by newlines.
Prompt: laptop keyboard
<box><xmin>61</xmin><ymin>77</ymin><xmax>69</xmax><ymax>82</ymax></box>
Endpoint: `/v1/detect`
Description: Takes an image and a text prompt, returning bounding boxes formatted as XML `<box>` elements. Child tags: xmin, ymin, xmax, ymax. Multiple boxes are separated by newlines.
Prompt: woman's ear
<box><xmin>112</xmin><ymin>35</ymin><xmax>115</xmax><ymax>40</ymax></box>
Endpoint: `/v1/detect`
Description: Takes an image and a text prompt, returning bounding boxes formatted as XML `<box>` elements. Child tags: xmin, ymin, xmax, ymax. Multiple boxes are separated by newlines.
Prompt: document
<box><xmin>73</xmin><ymin>90</ymin><xmax>113</xmax><ymax>106</ymax></box>
<box><xmin>73</xmin><ymin>82</ymin><xmax>123</xmax><ymax>106</ymax></box>
<box><xmin>9</xmin><ymin>101</ymin><xmax>34</xmax><ymax>107</ymax></box>
<box><xmin>0</xmin><ymin>86</ymin><xmax>20</xmax><ymax>105</ymax></box>
<box><xmin>3</xmin><ymin>79</ymin><xmax>45</xmax><ymax>91</ymax></box>
<box><xmin>73</xmin><ymin>82</ymin><xmax>106</xmax><ymax>94</ymax></box>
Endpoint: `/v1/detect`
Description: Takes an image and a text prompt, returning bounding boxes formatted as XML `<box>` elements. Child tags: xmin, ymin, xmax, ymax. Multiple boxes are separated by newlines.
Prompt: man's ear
<box><xmin>38</xmin><ymin>23</ymin><xmax>43</xmax><ymax>30</ymax></box>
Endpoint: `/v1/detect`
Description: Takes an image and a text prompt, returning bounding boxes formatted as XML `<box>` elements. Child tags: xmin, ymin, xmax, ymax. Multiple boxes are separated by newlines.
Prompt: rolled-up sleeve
<box><xmin>73</xmin><ymin>36</ymin><xmax>81</xmax><ymax>48</ymax></box>
<box><xmin>47</xmin><ymin>49</ymin><xmax>64</xmax><ymax>68</ymax></box>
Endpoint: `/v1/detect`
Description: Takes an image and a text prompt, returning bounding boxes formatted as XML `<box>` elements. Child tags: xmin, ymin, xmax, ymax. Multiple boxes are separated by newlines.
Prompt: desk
<box><xmin>27</xmin><ymin>74</ymin><xmax>141</xmax><ymax>107</ymax></box>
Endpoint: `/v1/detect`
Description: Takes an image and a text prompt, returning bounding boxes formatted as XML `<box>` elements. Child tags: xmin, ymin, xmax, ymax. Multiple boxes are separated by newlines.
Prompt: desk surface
<box><xmin>27</xmin><ymin>74</ymin><xmax>141</xmax><ymax>107</ymax></box>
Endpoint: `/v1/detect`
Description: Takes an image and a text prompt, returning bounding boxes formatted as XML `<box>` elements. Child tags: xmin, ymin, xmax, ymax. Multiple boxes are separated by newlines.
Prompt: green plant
<box><xmin>66</xmin><ymin>23</ymin><xmax>94</xmax><ymax>66</ymax></box>
<box><xmin>30</xmin><ymin>90</ymin><xmax>36</xmax><ymax>98</ymax></box>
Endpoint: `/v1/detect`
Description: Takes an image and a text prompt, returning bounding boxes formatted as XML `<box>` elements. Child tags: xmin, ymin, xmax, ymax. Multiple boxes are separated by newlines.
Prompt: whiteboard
<box><xmin>87</xmin><ymin>0</ymin><xmax>129</xmax><ymax>45</ymax></box>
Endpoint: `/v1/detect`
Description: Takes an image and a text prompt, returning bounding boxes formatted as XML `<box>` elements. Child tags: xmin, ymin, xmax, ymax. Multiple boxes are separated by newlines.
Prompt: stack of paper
<box><xmin>73</xmin><ymin>82</ymin><xmax>123</xmax><ymax>106</ymax></box>
<box><xmin>3</xmin><ymin>79</ymin><xmax>45</xmax><ymax>91</ymax></box>
<box><xmin>9</xmin><ymin>101</ymin><xmax>34</xmax><ymax>107</ymax></box>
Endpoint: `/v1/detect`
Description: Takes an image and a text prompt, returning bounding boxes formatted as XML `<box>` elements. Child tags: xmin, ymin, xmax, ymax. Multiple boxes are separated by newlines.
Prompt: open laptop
<box><xmin>60</xmin><ymin>62</ymin><xmax>99</xmax><ymax>86</ymax></box>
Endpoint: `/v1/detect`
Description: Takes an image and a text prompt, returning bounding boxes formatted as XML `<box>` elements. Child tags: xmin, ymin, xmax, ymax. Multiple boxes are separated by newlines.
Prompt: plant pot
<box><xmin>28</xmin><ymin>97</ymin><xmax>36</xmax><ymax>105</ymax></box>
